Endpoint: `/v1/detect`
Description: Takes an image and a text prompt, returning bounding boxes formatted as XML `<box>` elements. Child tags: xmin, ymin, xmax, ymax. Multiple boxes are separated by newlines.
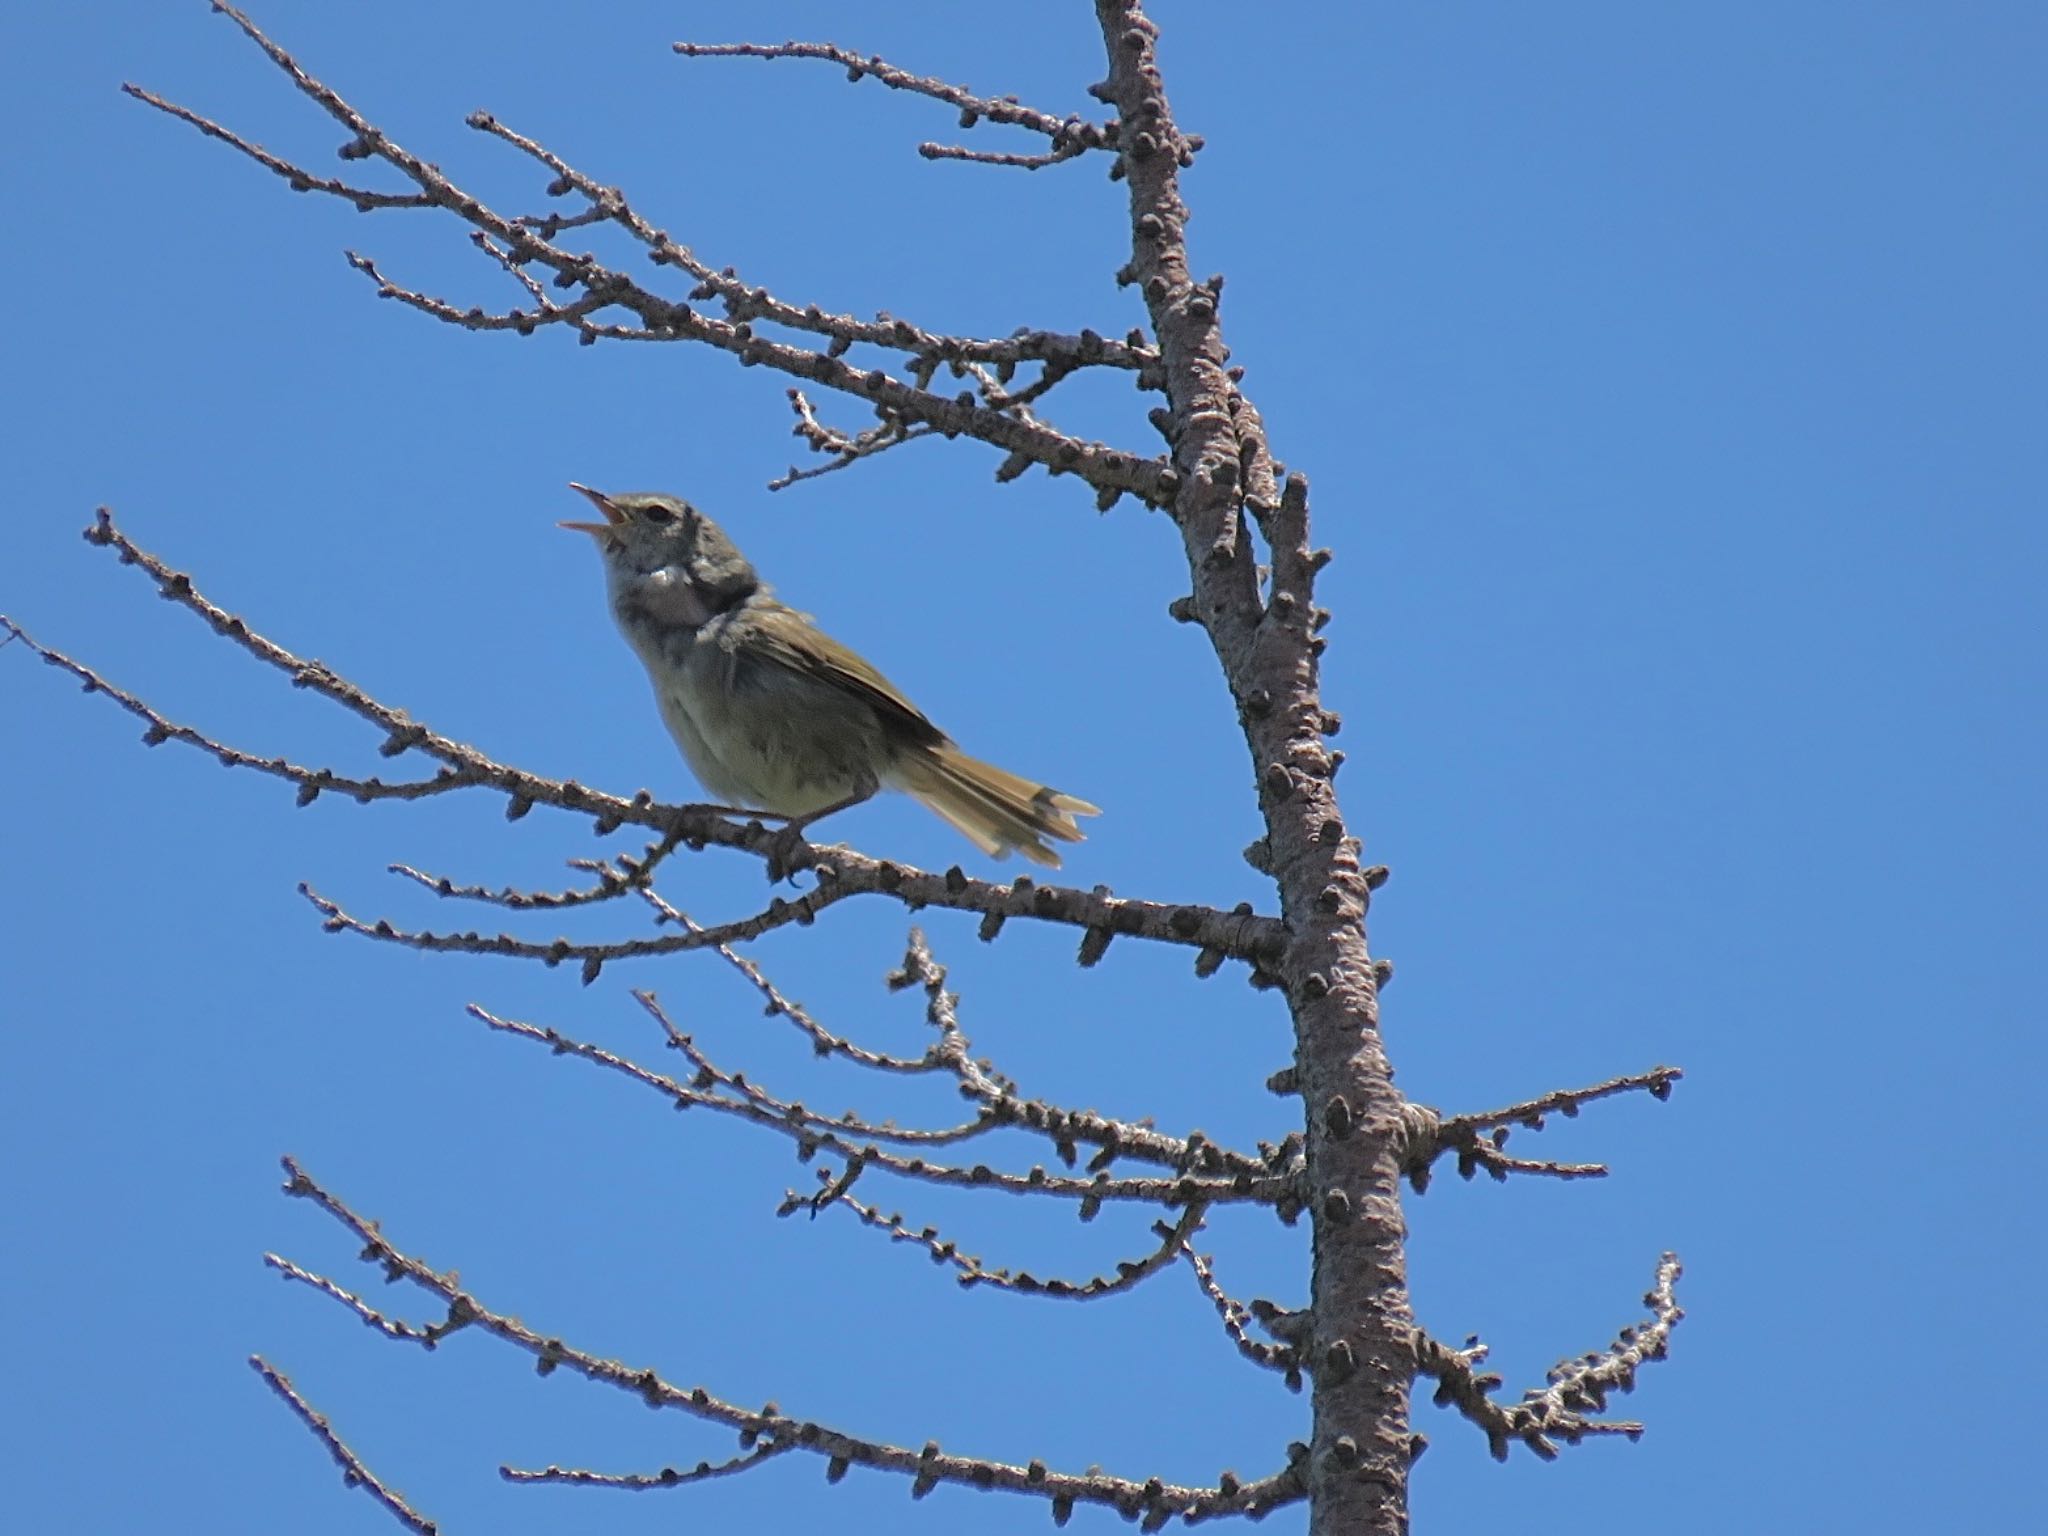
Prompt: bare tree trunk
<box><xmin>1090</xmin><ymin>8</ymin><xmax>1414</xmax><ymax>1527</ymax></box>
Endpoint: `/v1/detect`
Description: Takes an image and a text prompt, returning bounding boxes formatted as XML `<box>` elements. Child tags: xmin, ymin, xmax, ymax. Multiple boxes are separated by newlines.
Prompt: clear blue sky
<box><xmin>4</xmin><ymin>3</ymin><xmax>2041</xmax><ymax>1531</ymax></box>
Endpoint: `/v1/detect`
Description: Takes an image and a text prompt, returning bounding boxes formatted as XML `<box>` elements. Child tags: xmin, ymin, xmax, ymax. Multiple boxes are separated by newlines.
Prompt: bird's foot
<box><xmin>762</xmin><ymin>819</ymin><xmax>815</xmax><ymax>884</ymax></box>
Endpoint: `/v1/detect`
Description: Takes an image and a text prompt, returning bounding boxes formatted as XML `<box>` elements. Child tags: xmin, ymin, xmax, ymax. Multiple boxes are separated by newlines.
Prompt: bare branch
<box><xmin>886</xmin><ymin>926</ymin><xmax>1012</xmax><ymax>1098</ymax></box>
<box><xmin>1398</xmin><ymin>1068</ymin><xmax>1683</xmax><ymax>1190</ymax></box>
<box><xmin>1447</xmin><ymin>1067</ymin><xmax>1684</xmax><ymax>1134</ymax></box>
<box><xmin>1183</xmin><ymin>1244</ymin><xmax>1300</xmax><ymax>1382</ymax></box>
<box><xmin>472</xmin><ymin>110</ymin><xmax>1145</xmax><ymax>368</ymax></box>
<box><xmin>275</xmin><ymin>1158</ymin><xmax>1308</xmax><ymax>1523</ymax></box>
<box><xmin>672</xmin><ymin>39</ymin><xmax>1116</xmax><ymax>164</ymax></box>
<box><xmin>118</xmin><ymin>83</ymin><xmax>432</xmax><ymax>210</ymax></box>
<box><xmin>645</xmin><ymin>893</ymin><xmax>934</xmax><ymax>1072</ymax></box>
<box><xmin>301</xmin><ymin>879</ymin><xmax>848</xmax><ymax>985</ymax></box>
<box><xmin>638</xmin><ymin>910</ymin><xmax>1280</xmax><ymax>1184</ymax></box>
<box><xmin>463</xmin><ymin>996</ymin><xmax>1284</xmax><ymax>1209</ymax></box>
<box><xmin>334</xmin><ymin>846</ymin><xmax>1279</xmax><ymax>987</ymax></box>
<box><xmin>0</xmin><ymin>617</ymin><xmax>483</xmax><ymax>806</ymax></box>
<box><xmin>920</xmin><ymin>140</ymin><xmax>1088</xmax><ymax>172</ymax></box>
<box><xmin>387</xmin><ymin>838</ymin><xmax>681</xmax><ymax>914</ymax></box>
<box><xmin>129</xmin><ymin>7</ymin><xmax>1173</xmax><ymax>501</ymax></box>
<box><xmin>1520</xmin><ymin>1253</ymin><xmax>1684</xmax><ymax>1431</ymax></box>
<box><xmin>474</xmin><ymin>102</ymin><xmax>1153</xmax><ymax>378</ymax></box>
<box><xmin>345</xmin><ymin>249</ymin><xmax>653</xmax><ymax>343</ymax></box>
<box><xmin>263</xmin><ymin>1254</ymin><xmax>441</xmax><ymax>1348</ymax></box>
<box><xmin>1414</xmin><ymin>1254</ymin><xmax>1684</xmax><ymax>1461</ymax></box>
<box><xmin>644</xmin><ymin>994</ymin><xmax>993</xmax><ymax>1150</ymax></box>
<box><xmin>24</xmin><ymin>509</ymin><xmax>1286</xmax><ymax>964</ymax></box>
<box><xmin>808</xmin><ymin>1185</ymin><xmax>1207</xmax><ymax>1300</ymax></box>
<box><xmin>248</xmin><ymin>1357</ymin><xmax>440</xmax><ymax>1535</ymax></box>
<box><xmin>888</xmin><ymin>928</ymin><xmax>1276</xmax><ymax>1180</ymax></box>
<box><xmin>769</xmin><ymin>389</ymin><xmax>938</xmax><ymax>491</ymax></box>
<box><xmin>502</xmin><ymin>1443</ymin><xmax>791</xmax><ymax>1490</ymax></box>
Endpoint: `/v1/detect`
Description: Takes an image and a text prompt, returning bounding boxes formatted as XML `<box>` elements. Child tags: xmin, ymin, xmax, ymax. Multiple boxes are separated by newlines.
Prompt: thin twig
<box><xmin>263</xmin><ymin>1254</ymin><xmax>440</xmax><ymax>1348</ymax></box>
<box><xmin>1413</xmin><ymin>1253</ymin><xmax>1684</xmax><ymax>1461</ymax></box>
<box><xmin>1399</xmin><ymin>1068</ymin><xmax>1683</xmax><ymax>1190</ymax></box>
<box><xmin>640</xmin><ymin>889</ymin><xmax>933</xmax><ymax>1071</ymax></box>
<box><xmin>920</xmin><ymin>140</ymin><xmax>1089</xmax><ymax>171</ymax></box>
<box><xmin>388</xmin><ymin>836</ymin><xmax>682</xmax><ymax>914</ymax></box>
<box><xmin>501</xmin><ymin>1442</ymin><xmax>791</xmax><ymax>1490</ymax></box>
<box><xmin>672</xmin><ymin>39</ymin><xmax>1115</xmax><ymax>156</ymax></box>
<box><xmin>130</xmin><ymin>7</ymin><xmax>1174</xmax><ymax>501</ymax></box>
<box><xmin>0</xmin><ymin>617</ymin><xmax>482</xmax><ymax>806</ymax></box>
<box><xmin>465</xmin><ymin>997</ymin><xmax>1281</xmax><ymax>1209</ymax></box>
<box><xmin>301</xmin><ymin>879</ymin><xmax>846</xmax><ymax>986</ymax></box>
<box><xmin>119</xmin><ymin>83</ymin><xmax>432</xmax><ymax>210</ymax></box>
<box><xmin>249</xmin><ymin>1357</ymin><xmax>441</xmax><ymax>1535</ymax></box>
<box><xmin>769</xmin><ymin>389</ymin><xmax>937</xmax><ymax>491</ymax></box>
<box><xmin>1183</xmin><ymin>1243</ymin><xmax>1299</xmax><ymax>1380</ymax></box>
<box><xmin>274</xmin><ymin>1157</ymin><xmax>1308</xmax><ymax>1522</ymax></box>
<box><xmin>808</xmin><ymin>1187</ymin><xmax>1207</xmax><ymax>1300</ymax></box>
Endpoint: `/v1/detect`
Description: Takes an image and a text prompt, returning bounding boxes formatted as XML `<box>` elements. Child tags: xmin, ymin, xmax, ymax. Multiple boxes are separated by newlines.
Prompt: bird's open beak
<box><xmin>559</xmin><ymin>482</ymin><xmax>624</xmax><ymax>540</ymax></box>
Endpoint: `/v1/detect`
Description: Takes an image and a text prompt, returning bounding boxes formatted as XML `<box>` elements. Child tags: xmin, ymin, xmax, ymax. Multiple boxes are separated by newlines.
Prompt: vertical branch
<box><xmin>1091</xmin><ymin>5</ymin><xmax>1412</xmax><ymax>1533</ymax></box>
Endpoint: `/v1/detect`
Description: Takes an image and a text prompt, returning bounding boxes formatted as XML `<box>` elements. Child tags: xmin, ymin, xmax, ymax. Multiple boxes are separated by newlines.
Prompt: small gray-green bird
<box><xmin>562</xmin><ymin>484</ymin><xmax>1098</xmax><ymax>866</ymax></box>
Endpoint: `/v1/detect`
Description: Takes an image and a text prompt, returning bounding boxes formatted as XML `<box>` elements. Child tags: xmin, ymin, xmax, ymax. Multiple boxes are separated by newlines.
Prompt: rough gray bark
<box><xmin>1090</xmin><ymin>7</ymin><xmax>1414</xmax><ymax>1528</ymax></box>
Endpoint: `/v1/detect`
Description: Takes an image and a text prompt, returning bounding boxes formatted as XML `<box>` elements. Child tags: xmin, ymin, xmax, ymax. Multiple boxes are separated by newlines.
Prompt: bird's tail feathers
<box><xmin>895</xmin><ymin>743</ymin><xmax>1098</xmax><ymax>868</ymax></box>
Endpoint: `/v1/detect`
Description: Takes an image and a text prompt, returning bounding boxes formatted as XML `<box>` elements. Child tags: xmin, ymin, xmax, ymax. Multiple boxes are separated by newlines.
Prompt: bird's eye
<box><xmin>641</xmin><ymin>504</ymin><xmax>676</xmax><ymax>525</ymax></box>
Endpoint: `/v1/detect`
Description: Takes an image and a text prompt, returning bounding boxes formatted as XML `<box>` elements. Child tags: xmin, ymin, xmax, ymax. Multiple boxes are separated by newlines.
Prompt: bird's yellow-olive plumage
<box><xmin>562</xmin><ymin>484</ymin><xmax>1097</xmax><ymax>865</ymax></box>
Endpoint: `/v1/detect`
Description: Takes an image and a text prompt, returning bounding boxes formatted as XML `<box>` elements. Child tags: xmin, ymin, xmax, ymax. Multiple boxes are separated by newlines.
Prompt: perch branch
<box><xmin>14</xmin><ymin>509</ymin><xmax>1287</xmax><ymax>966</ymax></box>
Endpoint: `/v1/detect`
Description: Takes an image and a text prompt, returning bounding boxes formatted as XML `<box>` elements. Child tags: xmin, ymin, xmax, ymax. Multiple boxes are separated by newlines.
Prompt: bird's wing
<box><xmin>745</xmin><ymin>607</ymin><xmax>947</xmax><ymax>748</ymax></box>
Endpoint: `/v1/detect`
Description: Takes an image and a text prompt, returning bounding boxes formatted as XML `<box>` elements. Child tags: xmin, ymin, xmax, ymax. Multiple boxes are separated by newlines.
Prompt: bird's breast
<box><xmin>635</xmin><ymin>616</ymin><xmax>889</xmax><ymax>817</ymax></box>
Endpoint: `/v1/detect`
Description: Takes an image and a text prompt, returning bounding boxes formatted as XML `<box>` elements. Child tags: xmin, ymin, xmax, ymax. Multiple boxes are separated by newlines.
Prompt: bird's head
<box><xmin>561</xmin><ymin>484</ymin><xmax>759</xmax><ymax>624</ymax></box>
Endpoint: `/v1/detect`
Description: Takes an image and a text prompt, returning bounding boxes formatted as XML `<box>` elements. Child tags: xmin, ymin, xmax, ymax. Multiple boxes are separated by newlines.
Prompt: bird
<box><xmin>561</xmin><ymin>484</ymin><xmax>1098</xmax><ymax>870</ymax></box>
